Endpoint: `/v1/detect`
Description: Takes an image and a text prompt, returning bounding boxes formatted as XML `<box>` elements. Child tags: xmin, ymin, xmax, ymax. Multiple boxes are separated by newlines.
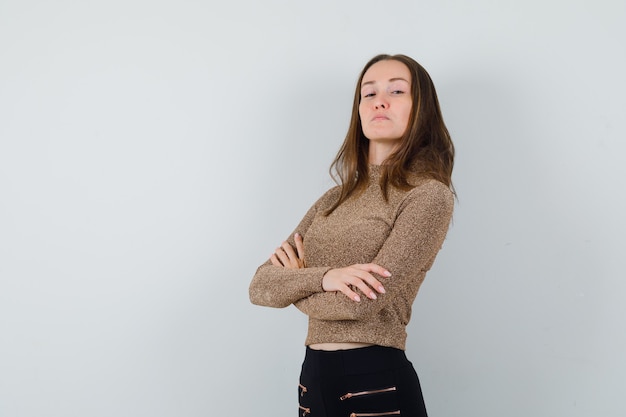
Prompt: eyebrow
<box><xmin>361</xmin><ymin>77</ymin><xmax>410</xmax><ymax>87</ymax></box>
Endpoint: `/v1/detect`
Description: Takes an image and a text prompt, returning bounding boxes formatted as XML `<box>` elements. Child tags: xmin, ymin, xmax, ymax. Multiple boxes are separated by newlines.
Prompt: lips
<box><xmin>371</xmin><ymin>114</ymin><xmax>389</xmax><ymax>121</ymax></box>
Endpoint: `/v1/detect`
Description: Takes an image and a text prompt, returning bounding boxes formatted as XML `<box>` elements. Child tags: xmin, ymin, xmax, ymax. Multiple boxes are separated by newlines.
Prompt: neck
<box><xmin>368</xmin><ymin>140</ymin><xmax>400</xmax><ymax>165</ymax></box>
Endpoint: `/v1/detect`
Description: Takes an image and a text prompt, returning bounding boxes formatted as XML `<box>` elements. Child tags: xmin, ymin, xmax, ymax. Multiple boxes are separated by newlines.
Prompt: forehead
<box><xmin>362</xmin><ymin>60</ymin><xmax>411</xmax><ymax>85</ymax></box>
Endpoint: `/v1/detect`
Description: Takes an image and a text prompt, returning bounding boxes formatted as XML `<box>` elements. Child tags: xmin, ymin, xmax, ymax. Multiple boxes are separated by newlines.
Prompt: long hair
<box><xmin>326</xmin><ymin>54</ymin><xmax>455</xmax><ymax>215</ymax></box>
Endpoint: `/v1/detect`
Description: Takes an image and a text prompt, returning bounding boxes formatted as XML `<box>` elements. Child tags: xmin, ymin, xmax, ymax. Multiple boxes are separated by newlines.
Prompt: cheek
<box><xmin>400</xmin><ymin>105</ymin><xmax>412</xmax><ymax>128</ymax></box>
<box><xmin>358</xmin><ymin>105</ymin><xmax>366</xmax><ymax>124</ymax></box>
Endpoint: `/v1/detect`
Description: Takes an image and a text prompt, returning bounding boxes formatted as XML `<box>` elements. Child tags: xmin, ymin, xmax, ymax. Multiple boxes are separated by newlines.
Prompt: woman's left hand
<box><xmin>270</xmin><ymin>233</ymin><xmax>305</xmax><ymax>269</ymax></box>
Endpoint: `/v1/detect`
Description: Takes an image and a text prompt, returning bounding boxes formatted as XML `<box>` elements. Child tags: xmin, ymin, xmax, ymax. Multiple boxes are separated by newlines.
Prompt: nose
<box><xmin>374</xmin><ymin>99</ymin><xmax>387</xmax><ymax>109</ymax></box>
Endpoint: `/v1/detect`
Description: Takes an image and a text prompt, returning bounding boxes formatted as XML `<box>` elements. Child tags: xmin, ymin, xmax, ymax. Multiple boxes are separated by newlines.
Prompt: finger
<box><xmin>355</xmin><ymin>263</ymin><xmax>392</xmax><ymax>278</ymax></box>
<box><xmin>347</xmin><ymin>274</ymin><xmax>379</xmax><ymax>300</ymax></box>
<box><xmin>281</xmin><ymin>241</ymin><xmax>299</xmax><ymax>264</ymax></box>
<box><xmin>275</xmin><ymin>247</ymin><xmax>291</xmax><ymax>266</ymax></box>
<box><xmin>270</xmin><ymin>253</ymin><xmax>283</xmax><ymax>267</ymax></box>
<box><xmin>339</xmin><ymin>284</ymin><xmax>361</xmax><ymax>302</ymax></box>
<box><xmin>346</xmin><ymin>268</ymin><xmax>385</xmax><ymax>295</ymax></box>
<box><xmin>354</xmin><ymin>270</ymin><xmax>386</xmax><ymax>294</ymax></box>
<box><xmin>294</xmin><ymin>233</ymin><xmax>305</xmax><ymax>261</ymax></box>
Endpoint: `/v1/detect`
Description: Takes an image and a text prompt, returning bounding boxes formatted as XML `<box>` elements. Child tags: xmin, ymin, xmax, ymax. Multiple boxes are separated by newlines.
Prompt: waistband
<box><xmin>302</xmin><ymin>345</ymin><xmax>410</xmax><ymax>377</ymax></box>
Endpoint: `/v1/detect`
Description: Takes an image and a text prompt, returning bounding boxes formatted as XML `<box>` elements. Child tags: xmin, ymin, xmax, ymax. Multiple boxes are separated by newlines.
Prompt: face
<box><xmin>358</xmin><ymin>60</ymin><xmax>412</xmax><ymax>146</ymax></box>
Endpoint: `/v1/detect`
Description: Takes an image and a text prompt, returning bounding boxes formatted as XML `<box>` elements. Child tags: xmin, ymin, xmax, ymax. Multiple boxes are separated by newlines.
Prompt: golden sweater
<box><xmin>249</xmin><ymin>165</ymin><xmax>454</xmax><ymax>350</ymax></box>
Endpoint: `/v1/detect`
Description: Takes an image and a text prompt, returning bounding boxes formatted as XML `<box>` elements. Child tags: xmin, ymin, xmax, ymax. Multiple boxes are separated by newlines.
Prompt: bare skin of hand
<box><xmin>322</xmin><ymin>264</ymin><xmax>390</xmax><ymax>302</ymax></box>
<box><xmin>270</xmin><ymin>233</ymin><xmax>305</xmax><ymax>269</ymax></box>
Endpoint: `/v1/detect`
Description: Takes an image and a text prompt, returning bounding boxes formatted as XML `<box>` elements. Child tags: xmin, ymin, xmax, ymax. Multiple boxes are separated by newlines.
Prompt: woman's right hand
<box><xmin>322</xmin><ymin>264</ymin><xmax>391</xmax><ymax>302</ymax></box>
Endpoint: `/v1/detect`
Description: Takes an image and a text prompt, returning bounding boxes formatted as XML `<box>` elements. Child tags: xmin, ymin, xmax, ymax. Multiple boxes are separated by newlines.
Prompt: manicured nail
<box><xmin>384</xmin><ymin>271</ymin><xmax>391</xmax><ymax>277</ymax></box>
<box><xmin>354</xmin><ymin>295</ymin><xmax>361</xmax><ymax>302</ymax></box>
<box><xmin>370</xmin><ymin>292</ymin><xmax>377</xmax><ymax>299</ymax></box>
<box><xmin>378</xmin><ymin>286</ymin><xmax>386</xmax><ymax>293</ymax></box>
<box><xmin>295</xmin><ymin>233</ymin><xmax>301</xmax><ymax>238</ymax></box>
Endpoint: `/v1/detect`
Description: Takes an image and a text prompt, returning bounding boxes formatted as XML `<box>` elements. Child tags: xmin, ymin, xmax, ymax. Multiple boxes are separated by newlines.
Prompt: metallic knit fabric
<box><xmin>249</xmin><ymin>165</ymin><xmax>454</xmax><ymax>350</ymax></box>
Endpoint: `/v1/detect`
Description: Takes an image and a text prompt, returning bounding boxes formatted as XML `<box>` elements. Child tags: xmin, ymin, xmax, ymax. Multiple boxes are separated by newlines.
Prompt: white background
<box><xmin>1</xmin><ymin>1</ymin><xmax>624</xmax><ymax>416</ymax></box>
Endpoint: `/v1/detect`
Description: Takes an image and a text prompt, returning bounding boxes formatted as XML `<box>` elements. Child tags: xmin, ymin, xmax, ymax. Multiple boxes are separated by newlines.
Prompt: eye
<box><xmin>388</xmin><ymin>80</ymin><xmax>409</xmax><ymax>95</ymax></box>
<box><xmin>361</xmin><ymin>90</ymin><xmax>376</xmax><ymax>99</ymax></box>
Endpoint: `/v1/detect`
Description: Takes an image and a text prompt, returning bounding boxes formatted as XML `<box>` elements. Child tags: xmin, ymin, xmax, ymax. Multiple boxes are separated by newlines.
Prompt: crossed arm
<box><xmin>271</xmin><ymin>232</ymin><xmax>390</xmax><ymax>303</ymax></box>
<box><xmin>250</xmin><ymin>181</ymin><xmax>454</xmax><ymax>320</ymax></box>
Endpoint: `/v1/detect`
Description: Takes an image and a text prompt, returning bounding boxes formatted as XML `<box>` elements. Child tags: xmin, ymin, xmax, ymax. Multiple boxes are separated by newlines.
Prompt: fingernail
<box><xmin>378</xmin><ymin>286</ymin><xmax>386</xmax><ymax>293</ymax></box>
<box><xmin>384</xmin><ymin>271</ymin><xmax>391</xmax><ymax>277</ymax></box>
<box><xmin>370</xmin><ymin>292</ymin><xmax>377</xmax><ymax>299</ymax></box>
<box><xmin>354</xmin><ymin>295</ymin><xmax>361</xmax><ymax>302</ymax></box>
<box><xmin>295</xmin><ymin>232</ymin><xmax>300</xmax><ymax>238</ymax></box>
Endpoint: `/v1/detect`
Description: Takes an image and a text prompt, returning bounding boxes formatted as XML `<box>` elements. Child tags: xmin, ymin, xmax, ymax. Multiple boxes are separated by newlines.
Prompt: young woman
<box><xmin>249</xmin><ymin>54</ymin><xmax>455</xmax><ymax>417</ymax></box>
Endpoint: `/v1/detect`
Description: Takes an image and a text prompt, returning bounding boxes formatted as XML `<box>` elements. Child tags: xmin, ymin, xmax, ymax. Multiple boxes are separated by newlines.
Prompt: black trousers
<box><xmin>298</xmin><ymin>346</ymin><xmax>428</xmax><ymax>417</ymax></box>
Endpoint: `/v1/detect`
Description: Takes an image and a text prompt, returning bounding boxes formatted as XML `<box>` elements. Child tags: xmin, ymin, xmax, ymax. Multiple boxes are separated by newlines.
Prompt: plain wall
<box><xmin>1</xmin><ymin>1</ymin><xmax>624</xmax><ymax>416</ymax></box>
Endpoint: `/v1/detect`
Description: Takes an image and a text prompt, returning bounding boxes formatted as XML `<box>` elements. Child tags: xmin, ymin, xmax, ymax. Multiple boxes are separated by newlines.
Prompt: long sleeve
<box><xmin>249</xmin><ymin>188</ymin><xmax>337</xmax><ymax>308</ymax></box>
<box><xmin>294</xmin><ymin>180</ymin><xmax>453</xmax><ymax>321</ymax></box>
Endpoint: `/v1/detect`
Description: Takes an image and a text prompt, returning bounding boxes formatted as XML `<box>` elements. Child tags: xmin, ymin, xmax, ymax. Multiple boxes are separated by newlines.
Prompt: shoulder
<box><xmin>404</xmin><ymin>161</ymin><xmax>453</xmax><ymax>200</ymax></box>
<box><xmin>411</xmin><ymin>178</ymin><xmax>454</xmax><ymax>199</ymax></box>
<box><xmin>312</xmin><ymin>185</ymin><xmax>342</xmax><ymax>210</ymax></box>
<box><xmin>400</xmin><ymin>178</ymin><xmax>454</xmax><ymax>215</ymax></box>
